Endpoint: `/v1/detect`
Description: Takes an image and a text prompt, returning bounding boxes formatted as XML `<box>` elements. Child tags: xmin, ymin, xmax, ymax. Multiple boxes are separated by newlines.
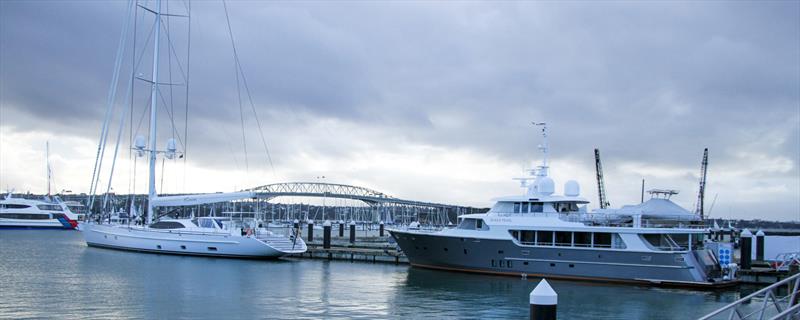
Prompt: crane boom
<box><xmin>695</xmin><ymin>148</ymin><xmax>709</xmax><ymax>219</ymax></box>
<box><xmin>594</xmin><ymin>148</ymin><xmax>610</xmax><ymax>209</ymax></box>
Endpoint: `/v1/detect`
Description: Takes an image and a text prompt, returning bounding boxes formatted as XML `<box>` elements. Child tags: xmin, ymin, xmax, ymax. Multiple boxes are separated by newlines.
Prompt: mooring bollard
<box><xmin>379</xmin><ymin>221</ymin><xmax>385</xmax><ymax>237</ymax></box>
<box><xmin>307</xmin><ymin>219</ymin><xmax>314</xmax><ymax>242</ymax></box>
<box><xmin>323</xmin><ymin>220</ymin><xmax>331</xmax><ymax>249</ymax></box>
<box><xmin>339</xmin><ymin>220</ymin><xmax>345</xmax><ymax>237</ymax></box>
<box><xmin>349</xmin><ymin>220</ymin><xmax>356</xmax><ymax>244</ymax></box>
<box><xmin>530</xmin><ymin>279</ymin><xmax>557</xmax><ymax>320</ymax></box>
<box><xmin>755</xmin><ymin>229</ymin><xmax>765</xmax><ymax>262</ymax></box>
<box><xmin>740</xmin><ymin>229</ymin><xmax>753</xmax><ymax>270</ymax></box>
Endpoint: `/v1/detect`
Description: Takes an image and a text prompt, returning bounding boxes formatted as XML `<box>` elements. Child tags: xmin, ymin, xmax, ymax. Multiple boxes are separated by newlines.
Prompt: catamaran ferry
<box><xmin>389</xmin><ymin>124</ymin><xmax>737</xmax><ymax>288</ymax></box>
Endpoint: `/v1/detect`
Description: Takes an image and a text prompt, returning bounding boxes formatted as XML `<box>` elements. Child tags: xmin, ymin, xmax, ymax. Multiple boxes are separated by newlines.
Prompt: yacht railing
<box><xmin>493</xmin><ymin>211</ymin><xmax>708</xmax><ymax>229</ymax></box>
<box><xmin>698</xmin><ymin>272</ymin><xmax>800</xmax><ymax>320</ymax></box>
<box><xmin>772</xmin><ymin>253</ymin><xmax>800</xmax><ymax>271</ymax></box>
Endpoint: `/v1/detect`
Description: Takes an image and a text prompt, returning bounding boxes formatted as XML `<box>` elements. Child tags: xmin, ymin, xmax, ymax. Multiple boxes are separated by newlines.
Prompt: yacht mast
<box><xmin>533</xmin><ymin>122</ymin><xmax>548</xmax><ymax>177</ymax></box>
<box><xmin>46</xmin><ymin>141</ymin><xmax>51</xmax><ymax>196</ymax></box>
<box><xmin>146</xmin><ymin>0</ymin><xmax>163</xmax><ymax>225</ymax></box>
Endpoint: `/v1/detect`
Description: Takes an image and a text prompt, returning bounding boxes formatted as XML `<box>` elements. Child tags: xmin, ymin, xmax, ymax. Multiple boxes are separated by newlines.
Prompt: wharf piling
<box><xmin>349</xmin><ymin>221</ymin><xmax>356</xmax><ymax>244</ymax></box>
<box><xmin>739</xmin><ymin>229</ymin><xmax>752</xmax><ymax>270</ymax></box>
<box><xmin>323</xmin><ymin>220</ymin><xmax>331</xmax><ymax>249</ymax></box>
<box><xmin>307</xmin><ymin>220</ymin><xmax>314</xmax><ymax>243</ymax></box>
<box><xmin>755</xmin><ymin>229</ymin><xmax>765</xmax><ymax>262</ymax></box>
<box><xmin>339</xmin><ymin>221</ymin><xmax>344</xmax><ymax>237</ymax></box>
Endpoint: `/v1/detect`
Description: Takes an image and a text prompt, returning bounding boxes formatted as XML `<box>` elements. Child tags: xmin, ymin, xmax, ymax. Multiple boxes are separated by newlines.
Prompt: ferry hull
<box><xmin>390</xmin><ymin>230</ymin><xmax>737</xmax><ymax>289</ymax></box>
<box><xmin>81</xmin><ymin>223</ymin><xmax>305</xmax><ymax>259</ymax></box>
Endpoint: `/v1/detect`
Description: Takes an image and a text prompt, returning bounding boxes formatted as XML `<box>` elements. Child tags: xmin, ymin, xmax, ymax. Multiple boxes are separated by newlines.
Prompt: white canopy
<box><xmin>150</xmin><ymin>191</ymin><xmax>256</xmax><ymax>207</ymax></box>
<box><xmin>613</xmin><ymin>198</ymin><xmax>700</xmax><ymax>221</ymax></box>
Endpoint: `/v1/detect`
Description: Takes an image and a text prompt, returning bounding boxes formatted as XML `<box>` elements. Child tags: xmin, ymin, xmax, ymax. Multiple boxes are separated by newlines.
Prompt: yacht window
<box><xmin>513</xmin><ymin>202</ymin><xmax>521</xmax><ymax>213</ymax></box>
<box><xmin>641</xmin><ymin>234</ymin><xmax>684</xmax><ymax>251</ymax></box>
<box><xmin>4</xmin><ymin>204</ymin><xmax>31</xmax><ymax>209</ymax></box>
<box><xmin>536</xmin><ymin>231</ymin><xmax>553</xmax><ymax>246</ymax></box>
<box><xmin>0</xmin><ymin>213</ymin><xmax>50</xmax><ymax>220</ymax></box>
<box><xmin>198</xmin><ymin>219</ymin><xmax>214</xmax><ymax>229</ymax></box>
<box><xmin>593</xmin><ymin>233</ymin><xmax>612</xmax><ymax>248</ymax></box>
<box><xmin>37</xmin><ymin>204</ymin><xmax>63</xmax><ymax>211</ymax></box>
<box><xmin>214</xmin><ymin>219</ymin><xmax>225</xmax><ymax>229</ymax></box>
<box><xmin>50</xmin><ymin>214</ymin><xmax>67</xmax><ymax>220</ymax></box>
<box><xmin>521</xmin><ymin>202</ymin><xmax>529</xmax><ymax>213</ymax></box>
<box><xmin>511</xmin><ymin>230</ymin><xmax>519</xmax><ymax>240</ymax></box>
<box><xmin>574</xmin><ymin>232</ymin><xmax>591</xmax><ymax>247</ymax></box>
<box><xmin>531</xmin><ymin>203</ymin><xmax>543</xmax><ymax>213</ymax></box>
<box><xmin>149</xmin><ymin>221</ymin><xmax>185</xmax><ymax>229</ymax></box>
<box><xmin>555</xmin><ymin>232</ymin><xmax>572</xmax><ymax>246</ymax></box>
<box><xmin>521</xmin><ymin>231</ymin><xmax>535</xmax><ymax>245</ymax></box>
<box><xmin>476</xmin><ymin>219</ymin><xmax>483</xmax><ymax>229</ymax></box>
<box><xmin>490</xmin><ymin>202</ymin><xmax>514</xmax><ymax>213</ymax></box>
<box><xmin>457</xmin><ymin>219</ymin><xmax>476</xmax><ymax>230</ymax></box>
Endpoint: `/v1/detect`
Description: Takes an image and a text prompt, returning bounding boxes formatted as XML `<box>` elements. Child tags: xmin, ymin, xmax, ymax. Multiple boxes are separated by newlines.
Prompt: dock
<box><xmin>290</xmin><ymin>237</ymin><xmax>409</xmax><ymax>264</ymax></box>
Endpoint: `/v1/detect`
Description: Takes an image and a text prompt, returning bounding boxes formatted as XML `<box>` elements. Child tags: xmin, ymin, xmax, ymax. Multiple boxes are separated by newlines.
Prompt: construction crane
<box><xmin>695</xmin><ymin>148</ymin><xmax>709</xmax><ymax>219</ymax></box>
<box><xmin>594</xmin><ymin>148</ymin><xmax>610</xmax><ymax>209</ymax></box>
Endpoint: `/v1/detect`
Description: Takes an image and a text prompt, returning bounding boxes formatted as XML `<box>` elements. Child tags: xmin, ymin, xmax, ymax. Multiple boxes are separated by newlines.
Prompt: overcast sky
<box><xmin>1</xmin><ymin>1</ymin><xmax>798</xmax><ymax>221</ymax></box>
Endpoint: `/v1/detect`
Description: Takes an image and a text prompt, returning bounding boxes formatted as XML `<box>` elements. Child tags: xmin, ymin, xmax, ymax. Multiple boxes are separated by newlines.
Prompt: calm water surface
<box><xmin>1</xmin><ymin>231</ymin><xmax>747</xmax><ymax>319</ymax></box>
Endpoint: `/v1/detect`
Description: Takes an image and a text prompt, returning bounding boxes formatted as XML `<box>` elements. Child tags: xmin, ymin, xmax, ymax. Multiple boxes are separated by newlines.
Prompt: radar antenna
<box><xmin>594</xmin><ymin>148</ymin><xmax>610</xmax><ymax>209</ymax></box>
<box><xmin>695</xmin><ymin>148</ymin><xmax>709</xmax><ymax>219</ymax></box>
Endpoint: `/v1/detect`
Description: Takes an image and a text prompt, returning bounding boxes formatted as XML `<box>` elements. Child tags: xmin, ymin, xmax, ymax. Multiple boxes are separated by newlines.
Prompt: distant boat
<box><xmin>389</xmin><ymin>123</ymin><xmax>738</xmax><ymax>288</ymax></box>
<box><xmin>0</xmin><ymin>193</ymin><xmax>79</xmax><ymax>229</ymax></box>
<box><xmin>80</xmin><ymin>0</ymin><xmax>306</xmax><ymax>258</ymax></box>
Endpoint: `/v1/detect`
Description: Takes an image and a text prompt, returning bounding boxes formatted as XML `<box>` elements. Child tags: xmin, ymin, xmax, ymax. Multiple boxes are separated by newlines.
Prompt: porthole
<box><xmin>181</xmin><ymin>245</ymin><xmax>186</xmax><ymax>250</ymax></box>
<box><xmin>444</xmin><ymin>248</ymin><xmax>448</xmax><ymax>252</ymax></box>
<box><xmin>157</xmin><ymin>245</ymin><xmax>162</xmax><ymax>249</ymax></box>
<box><xmin>569</xmin><ymin>264</ymin><xmax>575</xmax><ymax>268</ymax></box>
<box><xmin>464</xmin><ymin>249</ymin><xmax>468</xmax><ymax>255</ymax></box>
<box><xmin>498</xmin><ymin>250</ymin><xmax>504</xmax><ymax>254</ymax></box>
<box><xmin>523</xmin><ymin>261</ymin><xmax>529</xmax><ymax>266</ymax></box>
<box><xmin>550</xmin><ymin>263</ymin><xmax>555</xmax><ymax>267</ymax></box>
<box><xmin>208</xmin><ymin>247</ymin><xmax>218</xmax><ymax>251</ymax></box>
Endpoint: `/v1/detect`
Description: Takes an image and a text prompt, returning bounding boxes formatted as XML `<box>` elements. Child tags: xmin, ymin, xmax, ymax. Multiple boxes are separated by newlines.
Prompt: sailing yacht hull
<box><xmin>81</xmin><ymin>223</ymin><xmax>303</xmax><ymax>258</ymax></box>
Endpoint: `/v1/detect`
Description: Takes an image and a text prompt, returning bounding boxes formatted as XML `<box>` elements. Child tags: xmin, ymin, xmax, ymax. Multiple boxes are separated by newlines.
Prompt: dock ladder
<box><xmin>699</xmin><ymin>272</ymin><xmax>800</xmax><ymax>320</ymax></box>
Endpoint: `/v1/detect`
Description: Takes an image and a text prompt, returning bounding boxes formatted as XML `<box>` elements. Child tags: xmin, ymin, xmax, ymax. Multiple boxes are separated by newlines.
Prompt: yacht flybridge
<box><xmin>80</xmin><ymin>0</ymin><xmax>306</xmax><ymax>259</ymax></box>
<box><xmin>389</xmin><ymin>123</ymin><xmax>738</xmax><ymax>288</ymax></box>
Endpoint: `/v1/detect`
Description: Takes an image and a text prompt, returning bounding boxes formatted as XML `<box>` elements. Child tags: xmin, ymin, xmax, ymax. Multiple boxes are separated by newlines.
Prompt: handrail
<box><xmin>698</xmin><ymin>272</ymin><xmax>800</xmax><ymax>320</ymax></box>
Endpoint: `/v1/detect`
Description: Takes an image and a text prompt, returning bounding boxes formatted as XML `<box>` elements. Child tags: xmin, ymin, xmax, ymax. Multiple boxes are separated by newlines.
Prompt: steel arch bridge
<box><xmin>247</xmin><ymin>182</ymin><xmax>457</xmax><ymax>209</ymax></box>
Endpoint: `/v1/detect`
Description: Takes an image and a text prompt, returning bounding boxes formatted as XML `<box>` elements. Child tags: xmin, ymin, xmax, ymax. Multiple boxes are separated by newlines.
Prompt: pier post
<box><xmin>530</xmin><ymin>279</ymin><xmax>557</xmax><ymax>320</ymax></box>
<box><xmin>293</xmin><ymin>219</ymin><xmax>300</xmax><ymax>238</ymax></box>
<box><xmin>755</xmin><ymin>229</ymin><xmax>765</xmax><ymax>262</ymax></box>
<box><xmin>349</xmin><ymin>220</ymin><xmax>356</xmax><ymax>244</ymax></box>
<box><xmin>339</xmin><ymin>220</ymin><xmax>345</xmax><ymax>237</ymax></box>
<box><xmin>307</xmin><ymin>219</ymin><xmax>314</xmax><ymax>242</ymax></box>
<box><xmin>740</xmin><ymin>229</ymin><xmax>752</xmax><ymax>270</ymax></box>
<box><xmin>323</xmin><ymin>220</ymin><xmax>331</xmax><ymax>249</ymax></box>
<box><xmin>380</xmin><ymin>221</ymin><xmax>385</xmax><ymax>237</ymax></box>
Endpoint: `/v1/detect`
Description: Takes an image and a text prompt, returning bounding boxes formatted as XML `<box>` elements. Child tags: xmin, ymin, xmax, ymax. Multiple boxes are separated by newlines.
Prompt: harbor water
<box><xmin>1</xmin><ymin>231</ymin><xmax>753</xmax><ymax>319</ymax></box>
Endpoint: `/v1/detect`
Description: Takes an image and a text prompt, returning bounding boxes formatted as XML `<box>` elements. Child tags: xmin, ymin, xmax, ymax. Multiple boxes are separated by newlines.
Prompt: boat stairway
<box><xmin>256</xmin><ymin>235</ymin><xmax>307</xmax><ymax>253</ymax></box>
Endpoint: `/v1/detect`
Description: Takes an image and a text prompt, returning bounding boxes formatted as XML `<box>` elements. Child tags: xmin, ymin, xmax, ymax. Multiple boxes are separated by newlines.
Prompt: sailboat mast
<box><xmin>146</xmin><ymin>0</ymin><xmax>163</xmax><ymax>225</ymax></box>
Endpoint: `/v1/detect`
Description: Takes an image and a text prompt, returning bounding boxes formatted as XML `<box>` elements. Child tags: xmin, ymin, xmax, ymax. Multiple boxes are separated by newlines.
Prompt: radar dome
<box><xmin>537</xmin><ymin>177</ymin><xmax>555</xmax><ymax>195</ymax></box>
<box><xmin>564</xmin><ymin>180</ymin><xmax>580</xmax><ymax>197</ymax></box>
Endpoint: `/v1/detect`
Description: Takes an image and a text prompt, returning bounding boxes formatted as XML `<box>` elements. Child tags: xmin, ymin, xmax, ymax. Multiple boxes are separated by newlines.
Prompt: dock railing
<box><xmin>698</xmin><ymin>272</ymin><xmax>800</xmax><ymax>320</ymax></box>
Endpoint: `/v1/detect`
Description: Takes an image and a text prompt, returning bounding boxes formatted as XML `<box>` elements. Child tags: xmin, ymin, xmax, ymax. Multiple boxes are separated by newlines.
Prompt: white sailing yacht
<box><xmin>80</xmin><ymin>0</ymin><xmax>306</xmax><ymax>258</ymax></box>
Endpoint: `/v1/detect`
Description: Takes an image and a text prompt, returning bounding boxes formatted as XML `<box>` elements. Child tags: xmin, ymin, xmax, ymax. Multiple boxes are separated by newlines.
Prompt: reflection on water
<box><xmin>1</xmin><ymin>231</ymin><xmax>745</xmax><ymax>319</ymax></box>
